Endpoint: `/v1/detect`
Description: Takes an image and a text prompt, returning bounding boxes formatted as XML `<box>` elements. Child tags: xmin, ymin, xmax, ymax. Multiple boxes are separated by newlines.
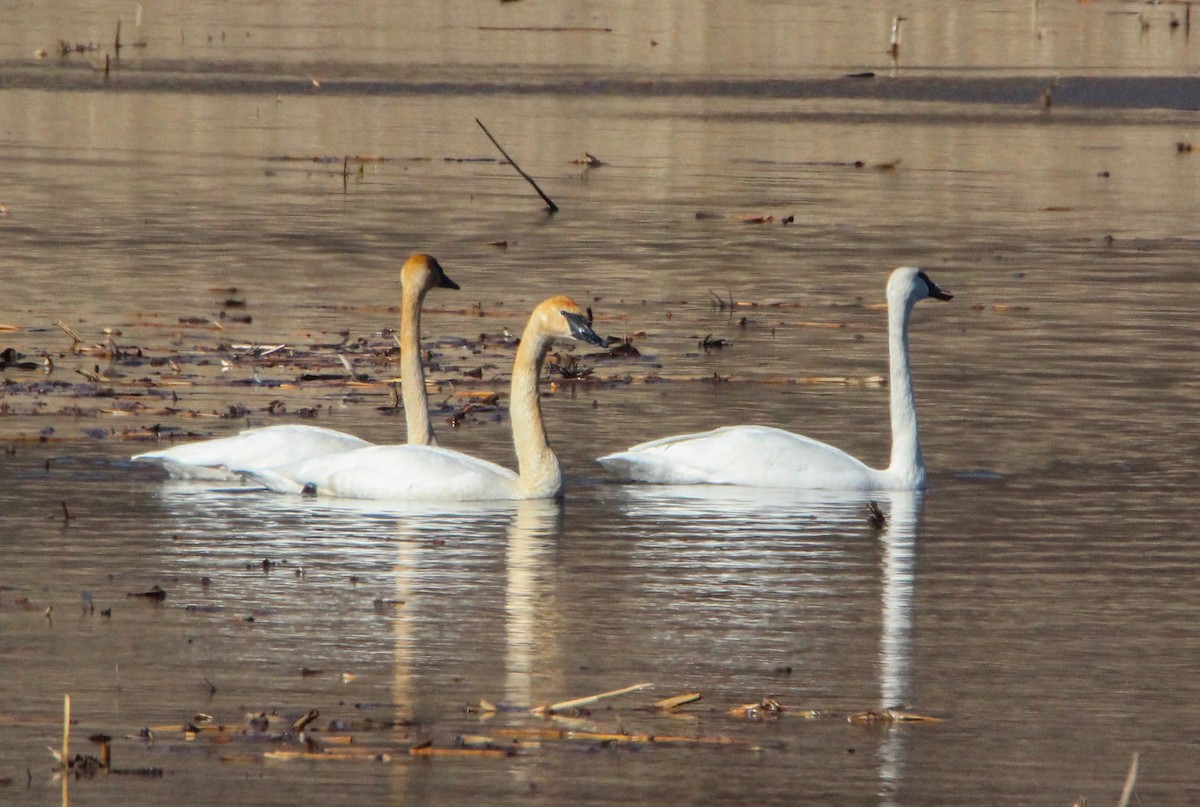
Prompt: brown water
<box><xmin>3</xmin><ymin>1</ymin><xmax>1200</xmax><ymax>804</ymax></box>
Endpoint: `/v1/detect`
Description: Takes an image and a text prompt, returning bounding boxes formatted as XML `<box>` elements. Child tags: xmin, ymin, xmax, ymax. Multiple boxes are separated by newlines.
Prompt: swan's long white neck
<box><xmin>400</xmin><ymin>281</ymin><xmax>436</xmax><ymax>447</ymax></box>
<box><xmin>509</xmin><ymin>321</ymin><xmax>562</xmax><ymax>499</ymax></box>
<box><xmin>885</xmin><ymin>285</ymin><xmax>924</xmax><ymax>488</ymax></box>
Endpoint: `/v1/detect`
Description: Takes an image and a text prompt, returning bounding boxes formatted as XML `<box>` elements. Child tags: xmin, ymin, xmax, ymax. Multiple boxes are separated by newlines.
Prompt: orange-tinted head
<box><xmin>529</xmin><ymin>296</ymin><xmax>605</xmax><ymax>346</ymax></box>
<box><xmin>402</xmin><ymin>254</ymin><xmax>460</xmax><ymax>294</ymax></box>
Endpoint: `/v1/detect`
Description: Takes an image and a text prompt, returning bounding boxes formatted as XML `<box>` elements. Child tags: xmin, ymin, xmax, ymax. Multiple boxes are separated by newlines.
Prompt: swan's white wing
<box><xmin>131</xmin><ymin>459</ymin><xmax>246</xmax><ymax>482</ymax></box>
<box><xmin>241</xmin><ymin>444</ymin><xmax>521</xmax><ymax>502</ymax></box>
<box><xmin>598</xmin><ymin>425</ymin><xmax>883</xmax><ymax>490</ymax></box>
<box><xmin>132</xmin><ymin>425</ymin><xmax>372</xmax><ymax>479</ymax></box>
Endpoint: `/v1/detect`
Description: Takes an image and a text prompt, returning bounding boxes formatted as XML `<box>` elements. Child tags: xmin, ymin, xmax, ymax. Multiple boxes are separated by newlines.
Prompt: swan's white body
<box><xmin>241</xmin><ymin>296</ymin><xmax>606</xmax><ymax>502</ymax></box>
<box><xmin>133</xmin><ymin>425</ymin><xmax>371</xmax><ymax>481</ymax></box>
<box><xmin>244</xmin><ymin>443</ymin><xmax>520</xmax><ymax>500</ymax></box>
<box><xmin>597</xmin><ymin>266</ymin><xmax>952</xmax><ymax>492</ymax></box>
<box><xmin>131</xmin><ymin>254</ymin><xmax>458</xmax><ymax>480</ymax></box>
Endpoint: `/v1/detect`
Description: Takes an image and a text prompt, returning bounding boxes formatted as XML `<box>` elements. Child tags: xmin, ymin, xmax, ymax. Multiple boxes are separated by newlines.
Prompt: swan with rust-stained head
<box><xmin>597</xmin><ymin>267</ymin><xmax>952</xmax><ymax>491</ymax></box>
<box><xmin>131</xmin><ymin>253</ymin><xmax>459</xmax><ymax>480</ymax></box>
<box><xmin>240</xmin><ymin>296</ymin><xmax>605</xmax><ymax>501</ymax></box>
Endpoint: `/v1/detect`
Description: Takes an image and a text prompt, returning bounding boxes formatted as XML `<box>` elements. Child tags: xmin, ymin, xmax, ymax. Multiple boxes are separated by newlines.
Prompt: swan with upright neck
<box><xmin>597</xmin><ymin>267</ymin><xmax>952</xmax><ymax>491</ymax></box>
<box><xmin>240</xmin><ymin>296</ymin><xmax>606</xmax><ymax>501</ymax></box>
<box><xmin>131</xmin><ymin>253</ymin><xmax>458</xmax><ymax>480</ymax></box>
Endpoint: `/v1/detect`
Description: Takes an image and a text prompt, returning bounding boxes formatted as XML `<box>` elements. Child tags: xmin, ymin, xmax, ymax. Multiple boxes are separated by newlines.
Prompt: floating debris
<box><xmin>126</xmin><ymin>585</ymin><xmax>166</xmax><ymax>601</ymax></box>
<box><xmin>547</xmin><ymin>353</ymin><xmax>594</xmax><ymax>379</ymax></box>
<box><xmin>868</xmin><ymin>500</ymin><xmax>887</xmax><ymax>529</ymax></box>
<box><xmin>0</xmin><ymin>348</ymin><xmax>43</xmax><ymax>371</ymax></box>
<box><xmin>603</xmin><ymin>338</ymin><xmax>641</xmax><ymax>358</ymax></box>
<box><xmin>655</xmin><ymin>692</ymin><xmax>701</xmax><ymax>710</ymax></box>
<box><xmin>708</xmin><ymin>289</ymin><xmax>735</xmax><ymax>311</ymax></box>
<box><xmin>847</xmin><ymin>708</ymin><xmax>942</xmax><ymax>724</ymax></box>
<box><xmin>888</xmin><ymin>15</ymin><xmax>906</xmax><ymax>59</ymax></box>
<box><xmin>542</xmin><ymin>682</ymin><xmax>654</xmax><ymax>715</ymax></box>
<box><xmin>572</xmin><ymin>152</ymin><xmax>606</xmax><ymax>167</ymax></box>
<box><xmin>730</xmin><ymin>698</ymin><xmax>786</xmax><ymax>720</ymax></box>
<box><xmin>478</xmin><ymin>25</ymin><xmax>612</xmax><ymax>33</ymax></box>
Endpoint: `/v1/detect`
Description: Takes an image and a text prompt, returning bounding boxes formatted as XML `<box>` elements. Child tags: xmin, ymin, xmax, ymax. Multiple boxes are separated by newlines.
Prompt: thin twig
<box><xmin>655</xmin><ymin>692</ymin><xmax>701</xmax><ymax>710</ymax></box>
<box><xmin>1117</xmin><ymin>751</ymin><xmax>1139</xmax><ymax>807</ymax></box>
<box><xmin>288</xmin><ymin>709</ymin><xmax>320</xmax><ymax>735</ymax></box>
<box><xmin>534</xmin><ymin>682</ymin><xmax>653</xmax><ymax>714</ymax></box>
<box><xmin>62</xmin><ymin>694</ymin><xmax>70</xmax><ymax>768</ymax></box>
<box><xmin>55</xmin><ymin>320</ymin><xmax>84</xmax><ymax>348</ymax></box>
<box><xmin>475</xmin><ymin>118</ymin><xmax>559</xmax><ymax>213</ymax></box>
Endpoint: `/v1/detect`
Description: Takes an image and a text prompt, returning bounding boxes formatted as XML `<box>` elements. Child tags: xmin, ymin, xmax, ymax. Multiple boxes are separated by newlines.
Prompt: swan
<box><xmin>597</xmin><ymin>266</ymin><xmax>952</xmax><ymax>491</ymax></box>
<box><xmin>131</xmin><ymin>253</ymin><xmax>459</xmax><ymax>480</ymax></box>
<box><xmin>239</xmin><ymin>296</ymin><xmax>606</xmax><ymax>501</ymax></box>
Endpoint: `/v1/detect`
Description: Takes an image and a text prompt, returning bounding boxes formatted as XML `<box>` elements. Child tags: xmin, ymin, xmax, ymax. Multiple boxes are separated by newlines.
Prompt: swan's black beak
<box><xmin>918</xmin><ymin>270</ymin><xmax>953</xmax><ymax>301</ymax></box>
<box><xmin>432</xmin><ymin>259</ymin><xmax>460</xmax><ymax>290</ymax></box>
<box><xmin>563</xmin><ymin>310</ymin><xmax>606</xmax><ymax>346</ymax></box>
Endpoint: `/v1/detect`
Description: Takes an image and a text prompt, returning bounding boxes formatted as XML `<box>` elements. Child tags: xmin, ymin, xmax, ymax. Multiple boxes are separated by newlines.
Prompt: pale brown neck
<box><xmin>509</xmin><ymin>323</ymin><xmax>561</xmax><ymax>498</ymax></box>
<box><xmin>400</xmin><ymin>282</ymin><xmax>436</xmax><ymax>446</ymax></box>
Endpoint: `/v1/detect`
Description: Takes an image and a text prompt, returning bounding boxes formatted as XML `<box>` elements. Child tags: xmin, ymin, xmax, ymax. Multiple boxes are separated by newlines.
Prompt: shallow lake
<box><xmin>2</xmin><ymin>1</ymin><xmax>1199</xmax><ymax>804</ymax></box>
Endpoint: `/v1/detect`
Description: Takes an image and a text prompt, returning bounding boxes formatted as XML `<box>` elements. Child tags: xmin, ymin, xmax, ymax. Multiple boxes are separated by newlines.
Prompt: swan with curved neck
<box><xmin>241</xmin><ymin>296</ymin><xmax>606</xmax><ymax>501</ymax></box>
<box><xmin>597</xmin><ymin>267</ymin><xmax>952</xmax><ymax>491</ymax></box>
<box><xmin>131</xmin><ymin>254</ymin><xmax>458</xmax><ymax>479</ymax></box>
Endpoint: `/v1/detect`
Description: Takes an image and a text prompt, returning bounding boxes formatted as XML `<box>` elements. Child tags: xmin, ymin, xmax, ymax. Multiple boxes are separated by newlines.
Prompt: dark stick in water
<box><xmin>475</xmin><ymin>118</ymin><xmax>559</xmax><ymax>213</ymax></box>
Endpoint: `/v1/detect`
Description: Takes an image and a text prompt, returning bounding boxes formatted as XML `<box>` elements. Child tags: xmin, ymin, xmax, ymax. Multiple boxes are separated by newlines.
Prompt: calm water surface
<box><xmin>2</xmin><ymin>1</ymin><xmax>1199</xmax><ymax>804</ymax></box>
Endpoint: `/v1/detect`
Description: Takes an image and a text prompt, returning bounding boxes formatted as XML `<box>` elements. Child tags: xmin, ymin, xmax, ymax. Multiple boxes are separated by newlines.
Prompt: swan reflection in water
<box><xmin>386</xmin><ymin>498</ymin><xmax>563</xmax><ymax>714</ymax></box>
<box><xmin>151</xmin><ymin>482</ymin><xmax>563</xmax><ymax>714</ymax></box>
<box><xmin>150</xmin><ymin>480</ymin><xmax>921</xmax><ymax>801</ymax></box>
<box><xmin>614</xmin><ymin>484</ymin><xmax>923</xmax><ymax>802</ymax></box>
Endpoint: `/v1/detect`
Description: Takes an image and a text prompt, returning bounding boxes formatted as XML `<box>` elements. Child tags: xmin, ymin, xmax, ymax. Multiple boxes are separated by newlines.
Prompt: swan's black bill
<box><xmin>918</xmin><ymin>271</ymin><xmax>953</xmax><ymax>301</ymax></box>
<box><xmin>562</xmin><ymin>311</ymin><xmax>606</xmax><ymax>346</ymax></box>
<box><xmin>430</xmin><ymin>258</ymin><xmax>460</xmax><ymax>290</ymax></box>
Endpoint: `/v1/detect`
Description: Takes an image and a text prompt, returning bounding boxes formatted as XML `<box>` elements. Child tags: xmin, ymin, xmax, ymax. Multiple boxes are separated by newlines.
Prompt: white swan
<box><xmin>131</xmin><ymin>253</ymin><xmax>459</xmax><ymax>480</ymax></box>
<box><xmin>240</xmin><ymin>296</ymin><xmax>606</xmax><ymax>501</ymax></box>
<box><xmin>597</xmin><ymin>266</ymin><xmax>952</xmax><ymax>491</ymax></box>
